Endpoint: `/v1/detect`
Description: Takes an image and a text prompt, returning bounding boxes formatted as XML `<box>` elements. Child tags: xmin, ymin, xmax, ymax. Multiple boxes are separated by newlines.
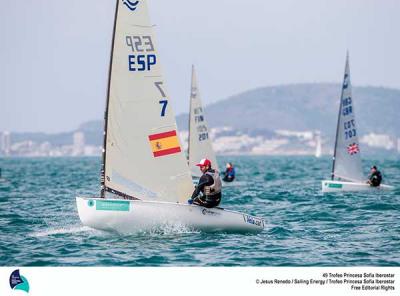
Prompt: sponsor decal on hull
<box><xmin>328</xmin><ymin>183</ymin><xmax>343</xmax><ymax>189</ymax></box>
<box><xmin>201</xmin><ymin>208</ymin><xmax>220</xmax><ymax>216</ymax></box>
<box><xmin>243</xmin><ymin>214</ymin><xmax>264</xmax><ymax>228</ymax></box>
<box><xmin>90</xmin><ymin>199</ymin><xmax>131</xmax><ymax>212</ymax></box>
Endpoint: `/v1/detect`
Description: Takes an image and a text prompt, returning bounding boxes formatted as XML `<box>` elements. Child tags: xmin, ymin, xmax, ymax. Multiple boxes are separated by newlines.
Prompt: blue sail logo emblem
<box><xmin>343</xmin><ymin>73</ymin><xmax>349</xmax><ymax>89</ymax></box>
<box><xmin>122</xmin><ymin>0</ymin><xmax>139</xmax><ymax>11</ymax></box>
<box><xmin>9</xmin><ymin>269</ymin><xmax>30</xmax><ymax>293</ymax></box>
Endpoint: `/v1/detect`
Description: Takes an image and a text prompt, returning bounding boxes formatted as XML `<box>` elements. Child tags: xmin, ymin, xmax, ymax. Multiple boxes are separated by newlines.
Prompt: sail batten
<box><xmin>331</xmin><ymin>54</ymin><xmax>364</xmax><ymax>182</ymax></box>
<box><xmin>102</xmin><ymin>0</ymin><xmax>194</xmax><ymax>203</ymax></box>
<box><xmin>188</xmin><ymin>65</ymin><xmax>219</xmax><ymax>177</ymax></box>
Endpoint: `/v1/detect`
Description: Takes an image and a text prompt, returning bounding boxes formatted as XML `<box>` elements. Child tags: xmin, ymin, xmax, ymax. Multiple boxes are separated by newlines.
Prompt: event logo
<box><xmin>9</xmin><ymin>269</ymin><xmax>30</xmax><ymax>293</ymax></box>
<box><xmin>122</xmin><ymin>0</ymin><xmax>139</xmax><ymax>11</ymax></box>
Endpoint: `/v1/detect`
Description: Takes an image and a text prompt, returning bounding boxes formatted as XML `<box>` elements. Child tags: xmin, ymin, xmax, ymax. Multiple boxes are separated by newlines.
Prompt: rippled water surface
<box><xmin>0</xmin><ymin>156</ymin><xmax>399</xmax><ymax>266</ymax></box>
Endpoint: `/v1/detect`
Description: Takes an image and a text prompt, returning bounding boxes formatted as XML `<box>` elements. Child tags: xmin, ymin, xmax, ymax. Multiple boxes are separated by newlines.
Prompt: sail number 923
<box><xmin>126</xmin><ymin>35</ymin><xmax>157</xmax><ymax>71</ymax></box>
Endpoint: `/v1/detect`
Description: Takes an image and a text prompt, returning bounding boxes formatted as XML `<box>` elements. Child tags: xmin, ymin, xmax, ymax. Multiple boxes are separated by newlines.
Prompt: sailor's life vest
<box><xmin>204</xmin><ymin>170</ymin><xmax>222</xmax><ymax>199</ymax></box>
<box><xmin>226</xmin><ymin>167</ymin><xmax>235</xmax><ymax>177</ymax></box>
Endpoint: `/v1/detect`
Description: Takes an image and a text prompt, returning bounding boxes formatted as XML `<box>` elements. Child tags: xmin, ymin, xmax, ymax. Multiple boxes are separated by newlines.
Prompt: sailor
<box><xmin>223</xmin><ymin>162</ymin><xmax>235</xmax><ymax>182</ymax></box>
<box><xmin>188</xmin><ymin>158</ymin><xmax>222</xmax><ymax>208</ymax></box>
<box><xmin>367</xmin><ymin>165</ymin><xmax>382</xmax><ymax>187</ymax></box>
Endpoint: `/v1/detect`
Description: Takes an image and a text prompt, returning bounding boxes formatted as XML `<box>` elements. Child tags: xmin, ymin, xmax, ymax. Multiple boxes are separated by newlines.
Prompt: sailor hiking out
<box><xmin>367</xmin><ymin>165</ymin><xmax>382</xmax><ymax>187</ymax></box>
<box><xmin>189</xmin><ymin>158</ymin><xmax>222</xmax><ymax>208</ymax></box>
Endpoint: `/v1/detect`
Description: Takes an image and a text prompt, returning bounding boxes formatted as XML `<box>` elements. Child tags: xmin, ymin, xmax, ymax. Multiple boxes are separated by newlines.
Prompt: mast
<box><xmin>100</xmin><ymin>0</ymin><xmax>120</xmax><ymax>198</ymax></box>
<box><xmin>331</xmin><ymin>52</ymin><xmax>349</xmax><ymax>180</ymax></box>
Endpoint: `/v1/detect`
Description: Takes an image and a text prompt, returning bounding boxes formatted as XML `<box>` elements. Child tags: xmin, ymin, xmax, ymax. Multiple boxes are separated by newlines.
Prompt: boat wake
<box><xmin>137</xmin><ymin>222</ymin><xmax>200</xmax><ymax>236</ymax></box>
<box><xmin>30</xmin><ymin>225</ymin><xmax>97</xmax><ymax>237</ymax></box>
<box><xmin>223</xmin><ymin>181</ymin><xmax>247</xmax><ymax>187</ymax></box>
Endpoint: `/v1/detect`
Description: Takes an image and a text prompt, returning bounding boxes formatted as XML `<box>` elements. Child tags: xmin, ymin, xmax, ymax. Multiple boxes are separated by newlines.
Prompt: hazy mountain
<box><xmin>7</xmin><ymin>83</ymin><xmax>400</xmax><ymax>150</ymax></box>
<box><xmin>9</xmin><ymin>121</ymin><xmax>104</xmax><ymax>146</ymax></box>
<box><xmin>176</xmin><ymin>83</ymin><xmax>400</xmax><ymax>139</ymax></box>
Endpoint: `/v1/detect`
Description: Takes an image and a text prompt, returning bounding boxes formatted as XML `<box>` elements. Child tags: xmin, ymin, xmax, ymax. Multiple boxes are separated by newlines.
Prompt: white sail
<box><xmin>188</xmin><ymin>65</ymin><xmax>219</xmax><ymax>178</ymax></box>
<box><xmin>103</xmin><ymin>0</ymin><xmax>194</xmax><ymax>203</ymax></box>
<box><xmin>315</xmin><ymin>130</ymin><xmax>322</xmax><ymax>158</ymax></box>
<box><xmin>332</xmin><ymin>53</ymin><xmax>364</xmax><ymax>182</ymax></box>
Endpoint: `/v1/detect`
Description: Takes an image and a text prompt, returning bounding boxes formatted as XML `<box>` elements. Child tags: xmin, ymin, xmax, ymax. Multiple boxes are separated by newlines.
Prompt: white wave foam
<box><xmin>30</xmin><ymin>225</ymin><xmax>96</xmax><ymax>237</ymax></box>
<box><xmin>139</xmin><ymin>222</ymin><xmax>200</xmax><ymax>236</ymax></box>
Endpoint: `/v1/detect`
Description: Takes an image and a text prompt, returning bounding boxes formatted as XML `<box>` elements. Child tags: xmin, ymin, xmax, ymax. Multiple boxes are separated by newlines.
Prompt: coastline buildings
<box><xmin>0</xmin><ymin>130</ymin><xmax>101</xmax><ymax>157</ymax></box>
<box><xmin>182</xmin><ymin>127</ymin><xmax>324</xmax><ymax>156</ymax></box>
<box><xmin>360</xmin><ymin>133</ymin><xmax>396</xmax><ymax>150</ymax></box>
<box><xmin>1</xmin><ymin>128</ymin><xmax>398</xmax><ymax>157</ymax></box>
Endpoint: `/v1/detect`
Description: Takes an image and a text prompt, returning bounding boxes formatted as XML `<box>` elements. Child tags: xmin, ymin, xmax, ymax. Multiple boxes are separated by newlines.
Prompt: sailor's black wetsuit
<box><xmin>369</xmin><ymin>170</ymin><xmax>382</xmax><ymax>187</ymax></box>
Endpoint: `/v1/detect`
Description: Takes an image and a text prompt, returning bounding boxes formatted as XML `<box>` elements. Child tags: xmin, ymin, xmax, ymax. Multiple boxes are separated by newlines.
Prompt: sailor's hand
<box><xmin>187</xmin><ymin>199</ymin><xmax>193</xmax><ymax>205</ymax></box>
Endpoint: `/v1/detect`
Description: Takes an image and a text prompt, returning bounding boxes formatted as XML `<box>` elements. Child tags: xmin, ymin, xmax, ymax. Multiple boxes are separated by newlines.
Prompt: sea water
<box><xmin>0</xmin><ymin>156</ymin><xmax>399</xmax><ymax>266</ymax></box>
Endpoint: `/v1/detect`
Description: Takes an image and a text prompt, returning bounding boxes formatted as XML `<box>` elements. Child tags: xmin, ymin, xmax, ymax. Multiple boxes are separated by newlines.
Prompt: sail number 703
<box><xmin>344</xmin><ymin>119</ymin><xmax>356</xmax><ymax>139</ymax></box>
<box><xmin>155</xmin><ymin>82</ymin><xmax>168</xmax><ymax>117</ymax></box>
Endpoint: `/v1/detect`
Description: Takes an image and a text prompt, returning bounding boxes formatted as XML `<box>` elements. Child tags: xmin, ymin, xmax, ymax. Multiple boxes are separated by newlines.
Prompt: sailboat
<box><xmin>314</xmin><ymin>131</ymin><xmax>322</xmax><ymax>158</ymax></box>
<box><xmin>76</xmin><ymin>0</ymin><xmax>264</xmax><ymax>233</ymax></box>
<box><xmin>187</xmin><ymin>65</ymin><xmax>219</xmax><ymax>179</ymax></box>
<box><xmin>321</xmin><ymin>53</ymin><xmax>394</xmax><ymax>193</ymax></box>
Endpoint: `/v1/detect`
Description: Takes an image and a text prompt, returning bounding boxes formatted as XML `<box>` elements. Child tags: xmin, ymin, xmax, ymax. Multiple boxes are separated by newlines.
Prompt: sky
<box><xmin>1</xmin><ymin>0</ymin><xmax>399</xmax><ymax>133</ymax></box>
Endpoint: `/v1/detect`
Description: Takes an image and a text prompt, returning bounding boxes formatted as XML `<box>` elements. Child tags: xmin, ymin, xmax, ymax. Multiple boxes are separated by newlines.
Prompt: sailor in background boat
<box><xmin>223</xmin><ymin>162</ymin><xmax>236</xmax><ymax>182</ymax></box>
<box><xmin>367</xmin><ymin>165</ymin><xmax>382</xmax><ymax>187</ymax></box>
<box><xmin>188</xmin><ymin>158</ymin><xmax>222</xmax><ymax>208</ymax></box>
<box><xmin>0</xmin><ymin>168</ymin><xmax>5</xmax><ymax>182</ymax></box>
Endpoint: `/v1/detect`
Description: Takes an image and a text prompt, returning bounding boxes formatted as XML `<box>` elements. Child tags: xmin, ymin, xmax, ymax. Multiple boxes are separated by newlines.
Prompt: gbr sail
<box><xmin>101</xmin><ymin>0</ymin><xmax>194</xmax><ymax>203</ymax></box>
<box><xmin>188</xmin><ymin>65</ymin><xmax>219</xmax><ymax>178</ymax></box>
<box><xmin>332</xmin><ymin>53</ymin><xmax>364</xmax><ymax>182</ymax></box>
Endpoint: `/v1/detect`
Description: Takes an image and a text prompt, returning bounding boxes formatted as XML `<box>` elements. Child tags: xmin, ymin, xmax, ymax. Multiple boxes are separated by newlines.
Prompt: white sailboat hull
<box><xmin>321</xmin><ymin>180</ymin><xmax>395</xmax><ymax>193</ymax></box>
<box><xmin>76</xmin><ymin>196</ymin><xmax>264</xmax><ymax>234</ymax></box>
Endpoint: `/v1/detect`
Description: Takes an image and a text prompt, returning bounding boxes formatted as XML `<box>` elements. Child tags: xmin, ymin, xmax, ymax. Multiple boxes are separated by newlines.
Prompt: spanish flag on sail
<box><xmin>148</xmin><ymin>130</ymin><xmax>182</xmax><ymax>157</ymax></box>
